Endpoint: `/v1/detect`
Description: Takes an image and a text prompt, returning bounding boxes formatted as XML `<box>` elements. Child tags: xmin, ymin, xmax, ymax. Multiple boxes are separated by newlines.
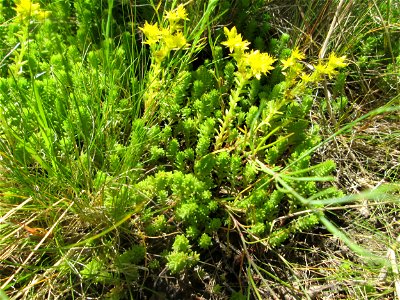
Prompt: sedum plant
<box><xmin>136</xmin><ymin>20</ymin><xmax>348</xmax><ymax>272</ymax></box>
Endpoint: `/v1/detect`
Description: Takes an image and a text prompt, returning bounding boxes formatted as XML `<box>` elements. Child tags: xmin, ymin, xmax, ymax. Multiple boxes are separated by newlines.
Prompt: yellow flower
<box><xmin>300</xmin><ymin>72</ymin><xmax>312</xmax><ymax>83</ymax></box>
<box><xmin>15</xmin><ymin>0</ymin><xmax>40</xmax><ymax>18</ymax></box>
<box><xmin>314</xmin><ymin>63</ymin><xmax>328</xmax><ymax>74</ymax></box>
<box><xmin>281</xmin><ymin>47</ymin><xmax>305</xmax><ymax>70</ymax></box>
<box><xmin>312</xmin><ymin>53</ymin><xmax>348</xmax><ymax>78</ymax></box>
<box><xmin>245</xmin><ymin>50</ymin><xmax>276</xmax><ymax>79</ymax></box>
<box><xmin>281</xmin><ymin>57</ymin><xmax>295</xmax><ymax>70</ymax></box>
<box><xmin>139</xmin><ymin>21</ymin><xmax>161</xmax><ymax>46</ymax></box>
<box><xmin>291</xmin><ymin>48</ymin><xmax>305</xmax><ymax>61</ymax></box>
<box><xmin>312</xmin><ymin>53</ymin><xmax>348</xmax><ymax>79</ymax></box>
<box><xmin>175</xmin><ymin>4</ymin><xmax>188</xmax><ymax>20</ymax></box>
<box><xmin>221</xmin><ymin>27</ymin><xmax>250</xmax><ymax>53</ymax></box>
<box><xmin>165</xmin><ymin>4</ymin><xmax>188</xmax><ymax>22</ymax></box>
<box><xmin>327</xmin><ymin>53</ymin><xmax>347</xmax><ymax>69</ymax></box>
<box><xmin>164</xmin><ymin>31</ymin><xmax>188</xmax><ymax>50</ymax></box>
<box><xmin>14</xmin><ymin>0</ymin><xmax>49</xmax><ymax>21</ymax></box>
<box><xmin>140</xmin><ymin>21</ymin><xmax>160</xmax><ymax>38</ymax></box>
<box><xmin>324</xmin><ymin>53</ymin><xmax>347</xmax><ymax>78</ymax></box>
<box><xmin>36</xmin><ymin>10</ymin><xmax>51</xmax><ymax>21</ymax></box>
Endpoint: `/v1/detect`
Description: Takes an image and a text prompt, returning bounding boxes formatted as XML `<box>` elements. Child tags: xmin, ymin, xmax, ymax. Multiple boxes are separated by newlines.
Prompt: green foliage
<box><xmin>198</xmin><ymin>233</ymin><xmax>213</xmax><ymax>249</ymax></box>
<box><xmin>166</xmin><ymin>250</ymin><xmax>200</xmax><ymax>274</ymax></box>
<box><xmin>116</xmin><ymin>245</ymin><xmax>146</xmax><ymax>266</ymax></box>
<box><xmin>172</xmin><ymin>234</ymin><xmax>190</xmax><ymax>252</ymax></box>
<box><xmin>166</xmin><ymin>234</ymin><xmax>200</xmax><ymax>274</ymax></box>
<box><xmin>0</xmin><ymin>0</ymin><xmax>362</xmax><ymax>298</ymax></box>
<box><xmin>81</xmin><ymin>258</ymin><xmax>113</xmax><ymax>284</ymax></box>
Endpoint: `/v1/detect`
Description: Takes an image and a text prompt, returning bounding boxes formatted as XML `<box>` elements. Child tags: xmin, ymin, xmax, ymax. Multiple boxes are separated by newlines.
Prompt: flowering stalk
<box><xmin>314</xmin><ymin>53</ymin><xmax>348</xmax><ymax>125</ymax></box>
<box><xmin>10</xmin><ymin>28</ymin><xmax>29</xmax><ymax>77</ymax></box>
<box><xmin>287</xmin><ymin>51</ymin><xmax>347</xmax><ymax>127</ymax></box>
<box><xmin>214</xmin><ymin>75</ymin><xmax>246</xmax><ymax>150</ymax></box>
<box><xmin>214</xmin><ymin>27</ymin><xmax>276</xmax><ymax>150</ymax></box>
<box><xmin>139</xmin><ymin>4</ymin><xmax>189</xmax><ymax>118</ymax></box>
<box><xmin>10</xmin><ymin>0</ymin><xmax>50</xmax><ymax>76</ymax></box>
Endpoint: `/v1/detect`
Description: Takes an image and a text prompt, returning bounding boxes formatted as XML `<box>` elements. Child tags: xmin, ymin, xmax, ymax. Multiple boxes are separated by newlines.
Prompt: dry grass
<box><xmin>262</xmin><ymin>0</ymin><xmax>400</xmax><ymax>299</ymax></box>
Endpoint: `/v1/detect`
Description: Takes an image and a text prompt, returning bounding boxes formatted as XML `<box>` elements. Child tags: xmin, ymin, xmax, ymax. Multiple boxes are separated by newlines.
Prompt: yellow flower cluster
<box><xmin>221</xmin><ymin>27</ymin><xmax>250</xmax><ymax>53</ymax></box>
<box><xmin>14</xmin><ymin>0</ymin><xmax>50</xmax><ymax>22</ymax></box>
<box><xmin>165</xmin><ymin>4</ymin><xmax>188</xmax><ymax>23</ymax></box>
<box><xmin>314</xmin><ymin>53</ymin><xmax>348</xmax><ymax>79</ymax></box>
<box><xmin>281</xmin><ymin>48</ymin><xmax>305</xmax><ymax>71</ymax></box>
<box><xmin>139</xmin><ymin>4</ymin><xmax>189</xmax><ymax>63</ymax></box>
<box><xmin>281</xmin><ymin>48</ymin><xmax>347</xmax><ymax>83</ymax></box>
<box><xmin>221</xmin><ymin>27</ymin><xmax>276</xmax><ymax>80</ymax></box>
<box><xmin>278</xmin><ymin>47</ymin><xmax>348</xmax><ymax>100</ymax></box>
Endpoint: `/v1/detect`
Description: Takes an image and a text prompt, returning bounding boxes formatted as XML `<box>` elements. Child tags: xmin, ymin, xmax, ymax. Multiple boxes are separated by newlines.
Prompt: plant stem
<box><xmin>214</xmin><ymin>76</ymin><xmax>246</xmax><ymax>150</ymax></box>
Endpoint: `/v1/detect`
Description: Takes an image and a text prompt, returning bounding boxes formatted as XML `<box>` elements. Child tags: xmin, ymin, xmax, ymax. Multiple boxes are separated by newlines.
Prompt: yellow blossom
<box><xmin>139</xmin><ymin>21</ymin><xmax>161</xmax><ymax>46</ymax></box>
<box><xmin>140</xmin><ymin>21</ymin><xmax>160</xmax><ymax>39</ymax></box>
<box><xmin>159</xmin><ymin>27</ymin><xmax>171</xmax><ymax>38</ymax></box>
<box><xmin>14</xmin><ymin>0</ymin><xmax>49</xmax><ymax>21</ymax></box>
<box><xmin>36</xmin><ymin>10</ymin><xmax>51</xmax><ymax>21</ymax></box>
<box><xmin>291</xmin><ymin>48</ymin><xmax>305</xmax><ymax>60</ymax></box>
<box><xmin>324</xmin><ymin>53</ymin><xmax>347</xmax><ymax>78</ymax></box>
<box><xmin>165</xmin><ymin>4</ymin><xmax>188</xmax><ymax>22</ymax></box>
<box><xmin>325</xmin><ymin>65</ymin><xmax>339</xmax><ymax>78</ymax></box>
<box><xmin>281</xmin><ymin>48</ymin><xmax>305</xmax><ymax>70</ymax></box>
<box><xmin>15</xmin><ymin>0</ymin><xmax>40</xmax><ymax>18</ymax></box>
<box><xmin>314</xmin><ymin>63</ymin><xmax>329</xmax><ymax>75</ymax></box>
<box><xmin>245</xmin><ymin>50</ymin><xmax>276</xmax><ymax>79</ymax></box>
<box><xmin>164</xmin><ymin>31</ymin><xmax>188</xmax><ymax>50</ymax></box>
<box><xmin>300</xmin><ymin>72</ymin><xmax>312</xmax><ymax>83</ymax></box>
<box><xmin>221</xmin><ymin>27</ymin><xmax>250</xmax><ymax>53</ymax></box>
<box><xmin>327</xmin><ymin>53</ymin><xmax>347</xmax><ymax>69</ymax></box>
<box><xmin>175</xmin><ymin>5</ymin><xmax>188</xmax><ymax>20</ymax></box>
<box><xmin>312</xmin><ymin>53</ymin><xmax>348</xmax><ymax>78</ymax></box>
<box><xmin>281</xmin><ymin>57</ymin><xmax>295</xmax><ymax>70</ymax></box>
